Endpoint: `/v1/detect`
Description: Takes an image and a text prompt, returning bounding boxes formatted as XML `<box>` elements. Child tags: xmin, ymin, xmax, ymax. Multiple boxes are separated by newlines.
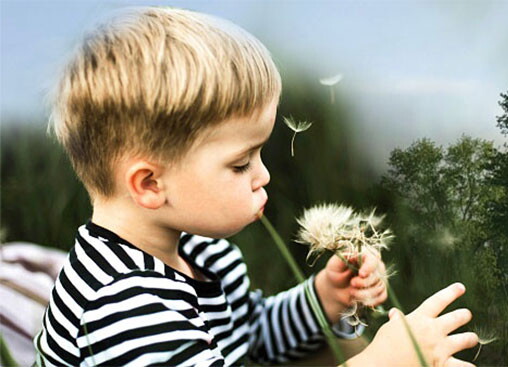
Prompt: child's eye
<box><xmin>233</xmin><ymin>162</ymin><xmax>251</xmax><ymax>173</ymax></box>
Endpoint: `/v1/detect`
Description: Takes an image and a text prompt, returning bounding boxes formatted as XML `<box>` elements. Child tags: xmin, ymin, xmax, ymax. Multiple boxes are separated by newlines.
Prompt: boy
<box><xmin>35</xmin><ymin>7</ymin><xmax>477</xmax><ymax>367</ymax></box>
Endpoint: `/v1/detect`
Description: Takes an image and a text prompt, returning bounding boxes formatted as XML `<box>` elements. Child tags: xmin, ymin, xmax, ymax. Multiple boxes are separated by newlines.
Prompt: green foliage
<box><xmin>1</xmin><ymin>122</ymin><xmax>92</xmax><ymax>250</ymax></box>
<box><xmin>496</xmin><ymin>91</ymin><xmax>508</xmax><ymax>136</ymax></box>
<box><xmin>486</xmin><ymin>91</ymin><xmax>508</xmax><ymax>241</ymax></box>
<box><xmin>380</xmin><ymin>131</ymin><xmax>508</xmax><ymax>365</ymax></box>
<box><xmin>383</xmin><ymin>138</ymin><xmax>448</xmax><ymax>228</ymax></box>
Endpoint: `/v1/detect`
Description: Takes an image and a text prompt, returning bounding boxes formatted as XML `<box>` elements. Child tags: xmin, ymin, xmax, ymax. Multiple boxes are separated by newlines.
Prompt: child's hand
<box><xmin>351</xmin><ymin>283</ymin><xmax>478</xmax><ymax>367</ymax></box>
<box><xmin>314</xmin><ymin>251</ymin><xmax>388</xmax><ymax>323</ymax></box>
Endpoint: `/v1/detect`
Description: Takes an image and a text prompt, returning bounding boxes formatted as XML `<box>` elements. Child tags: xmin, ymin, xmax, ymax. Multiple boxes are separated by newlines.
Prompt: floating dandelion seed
<box><xmin>296</xmin><ymin>203</ymin><xmax>393</xmax><ymax>326</ymax></box>
<box><xmin>472</xmin><ymin>326</ymin><xmax>497</xmax><ymax>362</ymax></box>
<box><xmin>319</xmin><ymin>73</ymin><xmax>343</xmax><ymax>104</ymax></box>
<box><xmin>283</xmin><ymin>116</ymin><xmax>313</xmax><ymax>157</ymax></box>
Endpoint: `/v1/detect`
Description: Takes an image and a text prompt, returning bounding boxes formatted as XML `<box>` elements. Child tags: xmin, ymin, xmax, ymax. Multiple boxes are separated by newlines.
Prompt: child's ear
<box><xmin>124</xmin><ymin>160</ymin><xmax>166</xmax><ymax>209</ymax></box>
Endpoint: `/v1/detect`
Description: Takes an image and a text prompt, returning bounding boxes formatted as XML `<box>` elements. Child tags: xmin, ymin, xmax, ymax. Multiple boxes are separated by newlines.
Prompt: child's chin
<box><xmin>194</xmin><ymin>224</ymin><xmax>248</xmax><ymax>239</ymax></box>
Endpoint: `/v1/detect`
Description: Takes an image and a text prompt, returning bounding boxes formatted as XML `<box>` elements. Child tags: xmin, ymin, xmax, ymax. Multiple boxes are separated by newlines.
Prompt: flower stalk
<box><xmin>258</xmin><ymin>214</ymin><xmax>305</xmax><ymax>283</ymax></box>
<box><xmin>258</xmin><ymin>214</ymin><xmax>347</xmax><ymax>365</ymax></box>
<box><xmin>386</xmin><ymin>283</ymin><xmax>428</xmax><ymax>366</ymax></box>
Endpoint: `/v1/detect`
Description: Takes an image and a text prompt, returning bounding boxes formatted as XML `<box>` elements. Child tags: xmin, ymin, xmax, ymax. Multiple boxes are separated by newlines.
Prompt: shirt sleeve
<box><xmin>77</xmin><ymin>271</ymin><xmax>224</xmax><ymax>367</ymax></box>
<box><xmin>246</xmin><ymin>276</ymin><xmax>364</xmax><ymax>365</ymax></box>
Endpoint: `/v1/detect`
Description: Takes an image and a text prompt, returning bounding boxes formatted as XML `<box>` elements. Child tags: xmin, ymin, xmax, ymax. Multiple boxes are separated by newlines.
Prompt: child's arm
<box><xmin>314</xmin><ymin>252</ymin><xmax>387</xmax><ymax>324</ymax></box>
<box><xmin>246</xmin><ymin>251</ymin><xmax>384</xmax><ymax>364</ymax></box>
<box><xmin>345</xmin><ymin>283</ymin><xmax>478</xmax><ymax>367</ymax></box>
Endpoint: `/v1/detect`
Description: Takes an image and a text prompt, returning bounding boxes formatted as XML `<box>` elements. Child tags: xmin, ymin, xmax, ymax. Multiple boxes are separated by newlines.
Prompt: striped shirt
<box><xmin>34</xmin><ymin>222</ymin><xmax>361</xmax><ymax>366</ymax></box>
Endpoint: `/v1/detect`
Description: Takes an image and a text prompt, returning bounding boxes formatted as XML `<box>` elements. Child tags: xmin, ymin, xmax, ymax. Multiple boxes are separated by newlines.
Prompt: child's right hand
<box><xmin>349</xmin><ymin>283</ymin><xmax>479</xmax><ymax>367</ymax></box>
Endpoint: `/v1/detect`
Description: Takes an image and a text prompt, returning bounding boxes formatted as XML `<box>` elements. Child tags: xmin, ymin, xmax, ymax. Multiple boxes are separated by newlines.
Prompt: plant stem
<box><xmin>259</xmin><ymin>215</ymin><xmax>305</xmax><ymax>283</ymax></box>
<box><xmin>259</xmin><ymin>215</ymin><xmax>347</xmax><ymax>365</ymax></box>
<box><xmin>386</xmin><ymin>283</ymin><xmax>428</xmax><ymax>366</ymax></box>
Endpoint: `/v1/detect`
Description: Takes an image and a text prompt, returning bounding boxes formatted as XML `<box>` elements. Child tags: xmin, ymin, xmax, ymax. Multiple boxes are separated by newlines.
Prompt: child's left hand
<box><xmin>314</xmin><ymin>251</ymin><xmax>388</xmax><ymax>324</ymax></box>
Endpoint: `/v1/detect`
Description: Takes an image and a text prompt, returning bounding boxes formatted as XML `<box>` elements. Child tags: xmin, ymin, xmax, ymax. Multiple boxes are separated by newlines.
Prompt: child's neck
<box><xmin>91</xmin><ymin>198</ymin><xmax>190</xmax><ymax>275</ymax></box>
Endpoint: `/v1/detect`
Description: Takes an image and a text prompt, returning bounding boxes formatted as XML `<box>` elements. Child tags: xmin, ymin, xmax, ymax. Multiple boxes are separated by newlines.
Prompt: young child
<box><xmin>35</xmin><ymin>7</ymin><xmax>477</xmax><ymax>367</ymax></box>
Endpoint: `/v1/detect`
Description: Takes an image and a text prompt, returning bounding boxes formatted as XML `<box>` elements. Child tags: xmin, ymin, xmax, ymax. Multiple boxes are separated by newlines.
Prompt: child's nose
<box><xmin>253</xmin><ymin>161</ymin><xmax>270</xmax><ymax>191</ymax></box>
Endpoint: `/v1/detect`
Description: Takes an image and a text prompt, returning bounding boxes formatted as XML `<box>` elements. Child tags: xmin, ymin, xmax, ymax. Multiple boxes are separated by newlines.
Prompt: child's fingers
<box><xmin>351</xmin><ymin>280</ymin><xmax>386</xmax><ymax>303</ymax></box>
<box><xmin>351</xmin><ymin>273</ymin><xmax>379</xmax><ymax>288</ymax></box>
<box><xmin>445</xmin><ymin>356</ymin><xmax>477</xmax><ymax>367</ymax></box>
<box><xmin>357</xmin><ymin>252</ymin><xmax>379</xmax><ymax>278</ymax></box>
<box><xmin>438</xmin><ymin>308</ymin><xmax>472</xmax><ymax>335</ymax></box>
<box><xmin>327</xmin><ymin>255</ymin><xmax>352</xmax><ymax>273</ymax></box>
<box><xmin>444</xmin><ymin>332</ymin><xmax>478</xmax><ymax>358</ymax></box>
<box><xmin>388</xmin><ymin>307</ymin><xmax>403</xmax><ymax>320</ymax></box>
<box><xmin>414</xmin><ymin>283</ymin><xmax>466</xmax><ymax>317</ymax></box>
<box><xmin>359</xmin><ymin>289</ymin><xmax>387</xmax><ymax>307</ymax></box>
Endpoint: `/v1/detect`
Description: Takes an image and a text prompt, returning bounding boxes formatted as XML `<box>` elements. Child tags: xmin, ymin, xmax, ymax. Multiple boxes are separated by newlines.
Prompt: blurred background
<box><xmin>1</xmin><ymin>0</ymin><xmax>507</xmax><ymax>365</ymax></box>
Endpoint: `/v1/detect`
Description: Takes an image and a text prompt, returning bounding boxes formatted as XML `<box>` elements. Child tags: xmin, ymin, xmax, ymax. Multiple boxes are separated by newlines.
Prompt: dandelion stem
<box><xmin>303</xmin><ymin>281</ymin><xmax>347</xmax><ymax>366</ymax></box>
<box><xmin>357</xmin><ymin>243</ymin><xmax>362</xmax><ymax>270</ymax></box>
<box><xmin>259</xmin><ymin>215</ymin><xmax>305</xmax><ymax>283</ymax></box>
<box><xmin>259</xmin><ymin>214</ymin><xmax>347</xmax><ymax>365</ymax></box>
<box><xmin>290</xmin><ymin>132</ymin><xmax>296</xmax><ymax>157</ymax></box>
<box><xmin>386</xmin><ymin>283</ymin><xmax>428</xmax><ymax>366</ymax></box>
<box><xmin>472</xmin><ymin>344</ymin><xmax>482</xmax><ymax>362</ymax></box>
<box><xmin>335</xmin><ymin>252</ymin><xmax>358</xmax><ymax>273</ymax></box>
<box><xmin>330</xmin><ymin>87</ymin><xmax>335</xmax><ymax>105</ymax></box>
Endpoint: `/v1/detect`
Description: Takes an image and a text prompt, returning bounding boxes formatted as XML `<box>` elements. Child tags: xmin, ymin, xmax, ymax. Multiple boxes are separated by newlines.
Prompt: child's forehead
<box><xmin>192</xmin><ymin>100</ymin><xmax>278</xmax><ymax>151</ymax></box>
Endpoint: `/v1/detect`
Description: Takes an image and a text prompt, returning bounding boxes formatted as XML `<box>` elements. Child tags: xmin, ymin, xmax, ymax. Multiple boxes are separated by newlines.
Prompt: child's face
<box><xmin>161</xmin><ymin>99</ymin><xmax>277</xmax><ymax>238</ymax></box>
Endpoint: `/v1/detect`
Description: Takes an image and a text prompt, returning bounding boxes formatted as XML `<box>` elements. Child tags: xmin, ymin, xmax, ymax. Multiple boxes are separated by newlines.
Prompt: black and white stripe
<box><xmin>35</xmin><ymin>222</ymin><xmax>359</xmax><ymax>366</ymax></box>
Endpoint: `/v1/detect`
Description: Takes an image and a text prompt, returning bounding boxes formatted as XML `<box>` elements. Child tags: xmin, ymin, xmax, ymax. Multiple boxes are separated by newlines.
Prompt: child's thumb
<box><xmin>328</xmin><ymin>255</ymin><xmax>350</xmax><ymax>272</ymax></box>
<box><xmin>388</xmin><ymin>308</ymin><xmax>402</xmax><ymax>320</ymax></box>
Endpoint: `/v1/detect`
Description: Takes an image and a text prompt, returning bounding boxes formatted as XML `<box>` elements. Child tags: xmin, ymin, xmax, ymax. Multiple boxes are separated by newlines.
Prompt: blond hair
<box><xmin>51</xmin><ymin>7</ymin><xmax>281</xmax><ymax>197</ymax></box>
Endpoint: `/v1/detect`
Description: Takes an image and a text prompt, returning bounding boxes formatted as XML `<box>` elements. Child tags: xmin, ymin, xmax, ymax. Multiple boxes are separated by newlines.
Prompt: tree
<box><xmin>381</xmin><ymin>130</ymin><xmax>507</xmax><ymax>365</ymax></box>
<box><xmin>496</xmin><ymin>91</ymin><xmax>508</xmax><ymax>136</ymax></box>
<box><xmin>381</xmin><ymin>136</ymin><xmax>497</xmax><ymax>232</ymax></box>
<box><xmin>382</xmin><ymin>138</ymin><xmax>449</xmax><ymax>230</ymax></box>
<box><xmin>486</xmin><ymin>91</ymin><xmax>508</xmax><ymax>239</ymax></box>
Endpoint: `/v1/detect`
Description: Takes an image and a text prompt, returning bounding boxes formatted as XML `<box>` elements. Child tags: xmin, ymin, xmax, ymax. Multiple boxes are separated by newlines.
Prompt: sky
<box><xmin>2</xmin><ymin>0</ymin><xmax>507</xmax><ymax>169</ymax></box>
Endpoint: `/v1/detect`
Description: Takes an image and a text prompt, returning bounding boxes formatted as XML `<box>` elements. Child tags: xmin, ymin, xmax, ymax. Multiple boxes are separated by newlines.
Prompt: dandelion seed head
<box><xmin>296</xmin><ymin>203</ymin><xmax>393</xmax><ymax>326</ymax></box>
<box><xmin>296</xmin><ymin>204</ymin><xmax>355</xmax><ymax>259</ymax></box>
<box><xmin>296</xmin><ymin>203</ymin><xmax>392</xmax><ymax>261</ymax></box>
<box><xmin>283</xmin><ymin>116</ymin><xmax>313</xmax><ymax>133</ymax></box>
<box><xmin>319</xmin><ymin>73</ymin><xmax>343</xmax><ymax>86</ymax></box>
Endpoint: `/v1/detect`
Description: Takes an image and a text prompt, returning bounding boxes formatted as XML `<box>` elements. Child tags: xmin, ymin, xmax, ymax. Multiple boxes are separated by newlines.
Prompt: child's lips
<box><xmin>256</xmin><ymin>198</ymin><xmax>268</xmax><ymax>219</ymax></box>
